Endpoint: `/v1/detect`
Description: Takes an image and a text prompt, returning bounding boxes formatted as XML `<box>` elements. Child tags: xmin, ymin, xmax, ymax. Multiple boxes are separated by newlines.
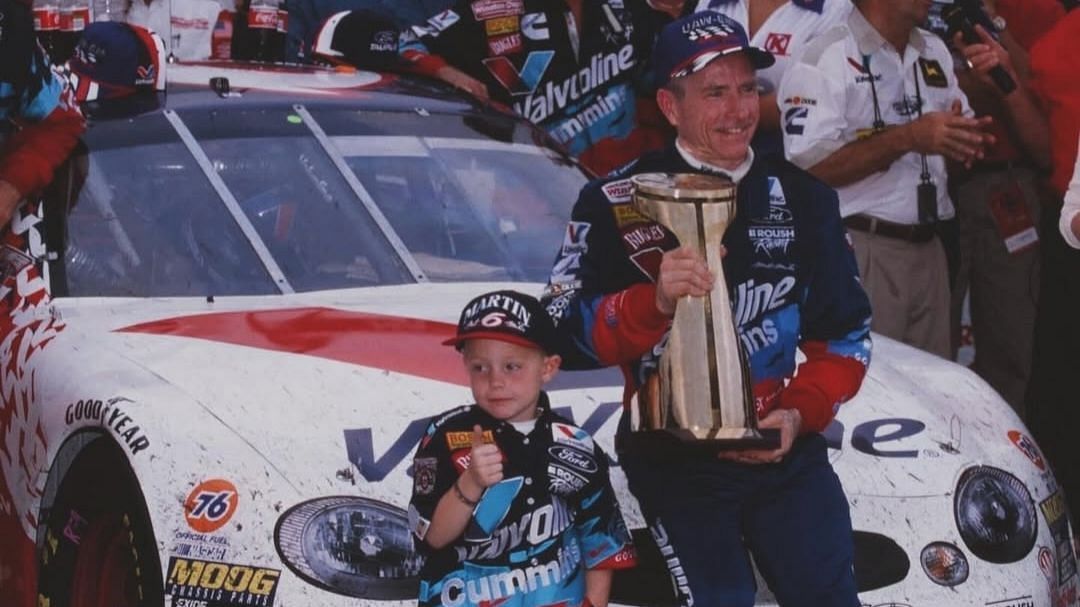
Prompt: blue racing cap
<box><xmin>67</xmin><ymin>22</ymin><xmax>165</xmax><ymax>101</ymax></box>
<box><xmin>652</xmin><ymin>10</ymin><xmax>774</xmax><ymax>89</ymax></box>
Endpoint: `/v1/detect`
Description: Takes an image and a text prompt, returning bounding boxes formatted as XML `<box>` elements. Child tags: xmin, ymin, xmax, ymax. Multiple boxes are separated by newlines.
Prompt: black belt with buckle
<box><xmin>843</xmin><ymin>215</ymin><xmax>936</xmax><ymax>243</ymax></box>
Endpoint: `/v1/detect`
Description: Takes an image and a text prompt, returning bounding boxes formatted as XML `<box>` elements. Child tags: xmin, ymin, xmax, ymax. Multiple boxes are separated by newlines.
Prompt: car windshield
<box><xmin>59</xmin><ymin>105</ymin><xmax>588</xmax><ymax>297</ymax></box>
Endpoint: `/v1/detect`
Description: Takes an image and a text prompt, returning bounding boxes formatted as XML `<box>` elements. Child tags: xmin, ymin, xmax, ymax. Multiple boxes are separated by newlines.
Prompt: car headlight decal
<box><xmin>920</xmin><ymin>542</ymin><xmax>969</xmax><ymax>586</ymax></box>
<box><xmin>954</xmin><ymin>466</ymin><xmax>1037</xmax><ymax>564</ymax></box>
<box><xmin>274</xmin><ymin>496</ymin><xmax>423</xmax><ymax>599</ymax></box>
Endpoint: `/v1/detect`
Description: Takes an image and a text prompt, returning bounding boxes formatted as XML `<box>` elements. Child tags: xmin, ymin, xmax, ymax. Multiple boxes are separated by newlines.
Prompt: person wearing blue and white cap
<box><xmin>692</xmin><ymin>0</ymin><xmax>853</xmax><ymax>153</ymax></box>
<box><xmin>544</xmin><ymin>10</ymin><xmax>870</xmax><ymax>607</ymax></box>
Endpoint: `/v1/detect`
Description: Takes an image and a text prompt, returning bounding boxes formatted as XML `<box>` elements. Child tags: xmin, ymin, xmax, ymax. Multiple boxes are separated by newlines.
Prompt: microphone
<box><xmin>941</xmin><ymin>0</ymin><xmax>1016</xmax><ymax>95</ymax></box>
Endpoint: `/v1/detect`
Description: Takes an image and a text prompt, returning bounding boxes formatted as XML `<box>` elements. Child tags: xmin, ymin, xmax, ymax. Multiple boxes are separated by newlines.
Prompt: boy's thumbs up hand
<box><xmin>466</xmin><ymin>424</ymin><xmax>504</xmax><ymax>490</ymax></box>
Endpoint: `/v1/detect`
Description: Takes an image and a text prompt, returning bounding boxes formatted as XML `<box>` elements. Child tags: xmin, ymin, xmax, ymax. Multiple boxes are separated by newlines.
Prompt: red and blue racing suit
<box><xmin>541</xmin><ymin>145</ymin><xmax>871</xmax><ymax>606</ymax></box>
<box><xmin>398</xmin><ymin>0</ymin><xmax>670</xmax><ymax>176</ymax></box>
<box><xmin>408</xmin><ymin>393</ymin><xmax>636</xmax><ymax>607</ymax></box>
<box><xmin>1</xmin><ymin>0</ymin><xmax>84</xmax><ymax>205</ymax></box>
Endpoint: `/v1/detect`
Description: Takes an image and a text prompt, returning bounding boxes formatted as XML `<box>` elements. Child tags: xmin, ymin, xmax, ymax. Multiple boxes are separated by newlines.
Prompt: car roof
<box><xmin>128</xmin><ymin>61</ymin><xmax>488</xmax><ymax>114</ymax></box>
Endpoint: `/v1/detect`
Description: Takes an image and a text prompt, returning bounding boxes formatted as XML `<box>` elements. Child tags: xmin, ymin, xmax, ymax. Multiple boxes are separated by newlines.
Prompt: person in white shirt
<box><xmin>1061</xmin><ymin>134</ymin><xmax>1080</xmax><ymax>250</ymax></box>
<box><xmin>694</xmin><ymin>0</ymin><xmax>851</xmax><ymax>142</ymax></box>
<box><xmin>126</xmin><ymin>0</ymin><xmax>226</xmax><ymax>60</ymax></box>
<box><xmin>777</xmin><ymin>0</ymin><xmax>993</xmax><ymax>358</ymax></box>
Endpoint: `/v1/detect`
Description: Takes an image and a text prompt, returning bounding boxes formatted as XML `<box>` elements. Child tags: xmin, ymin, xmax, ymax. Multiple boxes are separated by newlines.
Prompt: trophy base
<box><xmin>626</xmin><ymin>428</ymin><xmax>782</xmax><ymax>453</ymax></box>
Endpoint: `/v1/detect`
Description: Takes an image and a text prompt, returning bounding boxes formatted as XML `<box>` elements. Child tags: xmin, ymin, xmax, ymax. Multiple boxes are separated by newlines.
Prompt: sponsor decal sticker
<box><xmin>165</xmin><ymin>557</ymin><xmax>280</xmax><ymax>607</ymax></box>
<box><xmin>621</xmin><ymin>224</ymin><xmax>667</xmax><ymax>251</ymax></box>
<box><xmin>918</xmin><ymin>58</ymin><xmax>948</xmax><ymax>87</ymax></box>
<box><xmin>549</xmin><ymin>463</ymin><xmax>589</xmax><ymax>494</ymax></box>
<box><xmin>1040</xmin><ymin>546</ymin><xmax>1056</xmax><ymax>582</ymax></box>
<box><xmin>551</xmin><ymin>422</ymin><xmax>594</xmax><ymax>451</ymax></box>
<box><xmin>446</xmin><ymin>429</ymin><xmax>494</xmax><ymax>449</ymax></box>
<box><xmin>602</xmin><ymin>179</ymin><xmax>633</xmax><ymax>203</ymax></box>
<box><xmin>1040</xmin><ymin>491</ymin><xmax>1079</xmax><ymax>584</ymax></box>
<box><xmin>783</xmin><ymin>96</ymin><xmax>817</xmax><ymax>107</ymax></box>
<box><xmin>614</xmin><ymin>205</ymin><xmax>647</xmax><ymax>226</ymax></box>
<box><xmin>413</xmin><ymin>457</ymin><xmax>438</xmax><ymax>495</ymax></box>
<box><xmin>488</xmin><ymin>32</ymin><xmax>522</xmax><ymax>56</ymax></box>
<box><xmin>450</xmin><ymin>448</ymin><xmax>471</xmax><ymax>474</ymax></box>
<box><xmin>470</xmin><ymin>0</ymin><xmax>523</xmax><ymax>21</ymax></box>
<box><xmin>184</xmin><ymin>479</ymin><xmax>239</xmax><ymax>534</ymax></box>
<box><xmin>408</xmin><ymin>504</ymin><xmax>431</xmax><ymax>540</ymax></box>
<box><xmin>484</xmin><ymin>15</ymin><xmax>518</xmax><ymax>36</ymax></box>
<box><xmin>764</xmin><ymin>32</ymin><xmax>791</xmax><ymax>55</ymax></box>
<box><xmin>64</xmin><ymin>396</ymin><xmax>151</xmax><ymax>455</ymax></box>
<box><xmin>521</xmin><ymin>11</ymin><xmax>549</xmax><ymax>40</ymax></box>
<box><xmin>172</xmin><ymin>529</ymin><xmax>230</xmax><ymax>562</ymax></box>
<box><xmin>1008</xmin><ymin>429</ymin><xmax>1046</xmax><ymax>471</ymax></box>
<box><xmin>427</xmin><ymin>9</ymin><xmax>460</xmax><ymax>32</ymax></box>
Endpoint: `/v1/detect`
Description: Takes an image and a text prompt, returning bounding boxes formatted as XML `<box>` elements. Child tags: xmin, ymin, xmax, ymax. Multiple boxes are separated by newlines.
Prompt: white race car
<box><xmin>0</xmin><ymin>63</ymin><xmax>1075</xmax><ymax>607</ymax></box>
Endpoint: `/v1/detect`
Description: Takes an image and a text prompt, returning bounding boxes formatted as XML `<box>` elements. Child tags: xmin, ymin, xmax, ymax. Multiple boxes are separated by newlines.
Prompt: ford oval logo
<box><xmin>548</xmin><ymin>446</ymin><xmax>598</xmax><ymax>473</ymax></box>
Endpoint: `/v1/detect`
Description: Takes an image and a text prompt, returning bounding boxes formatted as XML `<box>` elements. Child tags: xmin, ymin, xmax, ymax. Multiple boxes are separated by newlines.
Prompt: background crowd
<box><xmin>6</xmin><ymin>0</ymin><xmax>1080</xmax><ymax>538</ymax></box>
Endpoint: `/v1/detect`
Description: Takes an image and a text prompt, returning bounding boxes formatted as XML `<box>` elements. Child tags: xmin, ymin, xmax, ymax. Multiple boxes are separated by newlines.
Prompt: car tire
<box><xmin>36</xmin><ymin>437</ymin><xmax>163</xmax><ymax>607</ymax></box>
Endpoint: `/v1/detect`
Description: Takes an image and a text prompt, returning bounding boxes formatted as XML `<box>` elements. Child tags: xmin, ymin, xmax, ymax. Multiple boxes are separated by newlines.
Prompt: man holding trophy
<box><xmin>542</xmin><ymin>10</ymin><xmax>872</xmax><ymax>607</ymax></box>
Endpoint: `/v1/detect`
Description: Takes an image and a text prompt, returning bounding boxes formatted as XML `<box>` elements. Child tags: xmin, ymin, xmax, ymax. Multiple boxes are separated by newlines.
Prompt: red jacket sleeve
<box><xmin>591</xmin><ymin>282</ymin><xmax>670</xmax><ymax>367</ymax></box>
<box><xmin>779</xmin><ymin>340</ymin><xmax>868</xmax><ymax>434</ymax></box>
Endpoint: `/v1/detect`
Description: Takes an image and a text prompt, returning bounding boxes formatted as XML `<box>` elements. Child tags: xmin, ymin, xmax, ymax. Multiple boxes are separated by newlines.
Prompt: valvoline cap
<box><xmin>443</xmin><ymin>290</ymin><xmax>558</xmax><ymax>354</ymax></box>
<box><xmin>67</xmin><ymin>21</ymin><xmax>165</xmax><ymax>102</ymax></box>
<box><xmin>652</xmin><ymin>10</ymin><xmax>774</xmax><ymax>89</ymax></box>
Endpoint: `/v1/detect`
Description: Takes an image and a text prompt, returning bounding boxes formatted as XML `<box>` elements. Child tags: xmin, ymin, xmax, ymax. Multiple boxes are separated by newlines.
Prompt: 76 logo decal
<box><xmin>184</xmin><ymin>478</ymin><xmax>239</xmax><ymax>533</ymax></box>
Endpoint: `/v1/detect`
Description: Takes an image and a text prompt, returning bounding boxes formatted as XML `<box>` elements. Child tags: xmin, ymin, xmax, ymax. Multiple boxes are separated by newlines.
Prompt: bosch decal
<box><xmin>446</xmin><ymin>429</ymin><xmax>495</xmax><ymax>449</ymax></box>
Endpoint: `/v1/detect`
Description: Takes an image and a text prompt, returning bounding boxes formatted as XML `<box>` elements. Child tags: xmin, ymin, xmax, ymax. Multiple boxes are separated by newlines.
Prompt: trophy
<box><xmin>630</xmin><ymin>173</ymin><xmax>779</xmax><ymax>449</ymax></box>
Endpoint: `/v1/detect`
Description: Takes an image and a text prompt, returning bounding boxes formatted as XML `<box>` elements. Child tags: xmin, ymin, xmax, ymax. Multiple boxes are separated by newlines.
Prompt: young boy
<box><xmin>408</xmin><ymin>289</ymin><xmax>636</xmax><ymax>607</ymax></box>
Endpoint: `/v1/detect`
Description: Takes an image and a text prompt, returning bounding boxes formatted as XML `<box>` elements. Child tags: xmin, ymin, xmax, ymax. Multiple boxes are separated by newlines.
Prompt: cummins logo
<box><xmin>548</xmin><ymin>446</ymin><xmax>597</xmax><ymax>473</ymax></box>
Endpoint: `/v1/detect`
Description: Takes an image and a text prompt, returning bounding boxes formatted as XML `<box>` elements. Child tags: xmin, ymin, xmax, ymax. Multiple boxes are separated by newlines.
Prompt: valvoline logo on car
<box><xmin>184</xmin><ymin>478</ymin><xmax>240</xmax><ymax>533</ymax></box>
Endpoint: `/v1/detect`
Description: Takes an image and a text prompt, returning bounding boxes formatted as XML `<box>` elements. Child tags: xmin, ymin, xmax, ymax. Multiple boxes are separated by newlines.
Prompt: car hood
<box><xmin>52</xmin><ymin>283</ymin><xmax>1040</xmax><ymax>506</ymax></box>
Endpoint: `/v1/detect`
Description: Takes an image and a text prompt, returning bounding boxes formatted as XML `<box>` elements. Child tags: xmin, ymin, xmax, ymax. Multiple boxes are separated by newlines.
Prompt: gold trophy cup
<box><xmin>630</xmin><ymin>173</ymin><xmax>779</xmax><ymax>449</ymax></box>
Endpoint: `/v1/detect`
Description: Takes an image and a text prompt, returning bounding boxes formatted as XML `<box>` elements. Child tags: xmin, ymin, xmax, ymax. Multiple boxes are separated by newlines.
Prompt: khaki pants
<box><xmin>952</xmin><ymin>168</ymin><xmax>1041</xmax><ymax>416</ymax></box>
<box><xmin>850</xmin><ymin>230</ymin><xmax>951</xmax><ymax>359</ymax></box>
